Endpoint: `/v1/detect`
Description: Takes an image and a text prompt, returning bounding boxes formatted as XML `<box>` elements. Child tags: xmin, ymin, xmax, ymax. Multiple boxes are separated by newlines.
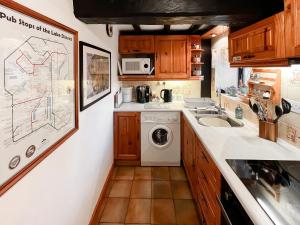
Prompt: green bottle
<box><xmin>235</xmin><ymin>105</ymin><xmax>243</xmax><ymax>119</ymax></box>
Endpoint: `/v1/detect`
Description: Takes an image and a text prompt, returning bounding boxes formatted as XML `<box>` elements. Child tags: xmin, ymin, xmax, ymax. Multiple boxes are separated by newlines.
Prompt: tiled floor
<box><xmin>97</xmin><ymin>166</ymin><xmax>200</xmax><ymax>225</ymax></box>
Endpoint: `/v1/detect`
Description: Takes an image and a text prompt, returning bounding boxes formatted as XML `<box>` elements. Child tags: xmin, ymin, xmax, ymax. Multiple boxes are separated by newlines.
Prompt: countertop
<box><xmin>115</xmin><ymin>102</ymin><xmax>300</xmax><ymax>225</ymax></box>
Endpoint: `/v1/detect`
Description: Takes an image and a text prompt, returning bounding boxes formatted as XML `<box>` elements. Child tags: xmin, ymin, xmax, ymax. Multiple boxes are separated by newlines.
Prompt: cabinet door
<box><xmin>285</xmin><ymin>0</ymin><xmax>300</xmax><ymax>57</ymax></box>
<box><xmin>155</xmin><ymin>36</ymin><xmax>189</xmax><ymax>79</ymax></box>
<box><xmin>229</xmin><ymin>13</ymin><xmax>286</xmax><ymax>66</ymax></box>
<box><xmin>114</xmin><ymin>112</ymin><xmax>140</xmax><ymax>161</ymax></box>
<box><xmin>248</xmin><ymin>22</ymin><xmax>276</xmax><ymax>59</ymax></box>
<box><xmin>119</xmin><ymin>35</ymin><xmax>154</xmax><ymax>54</ymax></box>
<box><xmin>229</xmin><ymin>34</ymin><xmax>250</xmax><ymax>62</ymax></box>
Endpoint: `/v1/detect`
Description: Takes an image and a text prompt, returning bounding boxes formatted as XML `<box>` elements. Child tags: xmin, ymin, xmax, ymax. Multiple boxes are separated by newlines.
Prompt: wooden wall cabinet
<box><xmin>182</xmin><ymin>115</ymin><xmax>221</xmax><ymax>225</ymax></box>
<box><xmin>229</xmin><ymin>13</ymin><xmax>288</xmax><ymax>67</ymax></box>
<box><xmin>285</xmin><ymin>0</ymin><xmax>300</xmax><ymax>57</ymax></box>
<box><xmin>119</xmin><ymin>35</ymin><xmax>155</xmax><ymax>54</ymax></box>
<box><xmin>155</xmin><ymin>36</ymin><xmax>190</xmax><ymax>79</ymax></box>
<box><xmin>114</xmin><ymin>112</ymin><xmax>141</xmax><ymax>164</ymax></box>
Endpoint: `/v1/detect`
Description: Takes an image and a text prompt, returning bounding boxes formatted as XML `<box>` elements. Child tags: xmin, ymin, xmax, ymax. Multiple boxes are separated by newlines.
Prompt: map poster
<box><xmin>79</xmin><ymin>41</ymin><xmax>111</xmax><ymax>111</ymax></box>
<box><xmin>0</xmin><ymin>1</ymin><xmax>78</xmax><ymax>195</ymax></box>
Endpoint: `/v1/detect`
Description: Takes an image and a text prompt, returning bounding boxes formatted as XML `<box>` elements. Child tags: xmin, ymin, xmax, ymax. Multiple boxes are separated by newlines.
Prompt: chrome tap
<box><xmin>216</xmin><ymin>88</ymin><xmax>225</xmax><ymax>115</ymax></box>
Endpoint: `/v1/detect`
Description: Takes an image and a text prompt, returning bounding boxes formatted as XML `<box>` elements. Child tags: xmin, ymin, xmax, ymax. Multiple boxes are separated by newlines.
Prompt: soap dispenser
<box><xmin>235</xmin><ymin>105</ymin><xmax>243</xmax><ymax>119</ymax></box>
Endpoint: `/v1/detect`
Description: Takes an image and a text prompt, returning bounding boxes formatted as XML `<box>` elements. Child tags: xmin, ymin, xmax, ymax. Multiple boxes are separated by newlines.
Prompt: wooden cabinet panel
<box><xmin>182</xmin><ymin>115</ymin><xmax>221</xmax><ymax>225</ymax></box>
<box><xmin>155</xmin><ymin>36</ymin><xmax>189</xmax><ymax>79</ymax></box>
<box><xmin>285</xmin><ymin>0</ymin><xmax>300</xmax><ymax>57</ymax></box>
<box><xmin>172</xmin><ymin>39</ymin><xmax>187</xmax><ymax>73</ymax></box>
<box><xmin>156</xmin><ymin>39</ymin><xmax>172</xmax><ymax>73</ymax></box>
<box><xmin>229</xmin><ymin>13</ymin><xmax>287</xmax><ymax>66</ymax></box>
<box><xmin>114</xmin><ymin>112</ymin><xmax>140</xmax><ymax>161</ymax></box>
<box><xmin>119</xmin><ymin>35</ymin><xmax>154</xmax><ymax>54</ymax></box>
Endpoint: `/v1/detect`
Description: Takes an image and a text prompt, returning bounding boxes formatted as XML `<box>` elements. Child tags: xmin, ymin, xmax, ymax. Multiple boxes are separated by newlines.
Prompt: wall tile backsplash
<box><xmin>121</xmin><ymin>80</ymin><xmax>201</xmax><ymax>101</ymax></box>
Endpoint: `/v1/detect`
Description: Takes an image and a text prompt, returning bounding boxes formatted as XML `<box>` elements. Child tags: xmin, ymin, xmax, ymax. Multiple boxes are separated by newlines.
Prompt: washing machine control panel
<box><xmin>141</xmin><ymin>112</ymin><xmax>180</xmax><ymax>124</ymax></box>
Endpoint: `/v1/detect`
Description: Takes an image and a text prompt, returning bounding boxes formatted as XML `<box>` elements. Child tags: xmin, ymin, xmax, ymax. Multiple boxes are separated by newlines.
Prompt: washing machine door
<box><xmin>149</xmin><ymin>125</ymin><xmax>173</xmax><ymax>149</ymax></box>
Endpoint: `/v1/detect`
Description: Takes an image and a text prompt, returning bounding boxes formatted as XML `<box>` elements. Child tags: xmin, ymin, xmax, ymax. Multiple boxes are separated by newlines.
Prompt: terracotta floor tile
<box><xmin>105</xmin><ymin>181</ymin><xmax>114</xmax><ymax>197</ymax></box>
<box><xmin>151</xmin><ymin>167</ymin><xmax>170</xmax><ymax>180</ymax></box>
<box><xmin>174</xmin><ymin>199</ymin><xmax>200</xmax><ymax>225</ymax></box>
<box><xmin>171</xmin><ymin>181</ymin><xmax>192</xmax><ymax>199</ymax></box>
<box><xmin>114</xmin><ymin>167</ymin><xmax>135</xmax><ymax>180</ymax></box>
<box><xmin>96</xmin><ymin>197</ymin><xmax>109</xmax><ymax>222</ymax></box>
<box><xmin>125</xmin><ymin>199</ymin><xmax>151</xmax><ymax>224</ymax></box>
<box><xmin>100</xmin><ymin>198</ymin><xmax>129</xmax><ymax>223</ymax></box>
<box><xmin>169</xmin><ymin>167</ymin><xmax>187</xmax><ymax>181</ymax></box>
<box><xmin>151</xmin><ymin>199</ymin><xmax>176</xmax><ymax>225</ymax></box>
<box><xmin>109</xmin><ymin>180</ymin><xmax>132</xmax><ymax>198</ymax></box>
<box><xmin>152</xmin><ymin>181</ymin><xmax>172</xmax><ymax>199</ymax></box>
<box><xmin>134</xmin><ymin>167</ymin><xmax>151</xmax><ymax>180</ymax></box>
<box><xmin>130</xmin><ymin>180</ymin><xmax>151</xmax><ymax>198</ymax></box>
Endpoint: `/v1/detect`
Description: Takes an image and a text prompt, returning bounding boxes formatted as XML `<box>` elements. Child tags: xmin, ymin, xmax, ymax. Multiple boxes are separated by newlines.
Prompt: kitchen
<box><xmin>0</xmin><ymin>0</ymin><xmax>300</xmax><ymax>225</ymax></box>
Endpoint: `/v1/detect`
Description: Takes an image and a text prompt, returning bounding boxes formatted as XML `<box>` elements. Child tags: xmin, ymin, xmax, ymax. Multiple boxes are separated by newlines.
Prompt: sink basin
<box><xmin>195</xmin><ymin>115</ymin><xmax>244</xmax><ymax>128</ymax></box>
<box><xmin>189</xmin><ymin>109</ymin><xmax>219</xmax><ymax>115</ymax></box>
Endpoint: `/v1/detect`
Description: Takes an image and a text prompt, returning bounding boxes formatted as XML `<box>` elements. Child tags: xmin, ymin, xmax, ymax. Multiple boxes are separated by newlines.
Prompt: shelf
<box><xmin>191</xmin><ymin>49</ymin><xmax>205</xmax><ymax>52</ymax></box>
<box><xmin>118</xmin><ymin>75</ymin><xmax>202</xmax><ymax>81</ymax></box>
<box><xmin>189</xmin><ymin>76</ymin><xmax>204</xmax><ymax>80</ymax></box>
<box><xmin>191</xmin><ymin>62</ymin><xmax>204</xmax><ymax>65</ymax></box>
<box><xmin>118</xmin><ymin>75</ymin><xmax>155</xmax><ymax>81</ymax></box>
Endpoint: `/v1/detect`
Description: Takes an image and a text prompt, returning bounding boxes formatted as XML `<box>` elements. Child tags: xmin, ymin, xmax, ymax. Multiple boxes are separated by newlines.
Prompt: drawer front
<box><xmin>197</xmin><ymin>147</ymin><xmax>221</xmax><ymax>195</ymax></box>
<box><xmin>198</xmin><ymin>173</ymin><xmax>221</xmax><ymax>225</ymax></box>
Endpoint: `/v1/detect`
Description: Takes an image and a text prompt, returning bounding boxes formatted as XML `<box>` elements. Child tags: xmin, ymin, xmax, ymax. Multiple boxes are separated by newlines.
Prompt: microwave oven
<box><xmin>122</xmin><ymin>58</ymin><xmax>150</xmax><ymax>74</ymax></box>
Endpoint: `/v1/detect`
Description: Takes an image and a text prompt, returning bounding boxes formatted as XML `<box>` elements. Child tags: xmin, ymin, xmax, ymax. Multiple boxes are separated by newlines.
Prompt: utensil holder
<box><xmin>259</xmin><ymin>121</ymin><xmax>278</xmax><ymax>142</ymax></box>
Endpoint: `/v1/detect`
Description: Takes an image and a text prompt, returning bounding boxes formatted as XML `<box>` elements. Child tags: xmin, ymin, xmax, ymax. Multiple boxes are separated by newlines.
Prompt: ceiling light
<box><xmin>211</xmin><ymin>33</ymin><xmax>217</xmax><ymax>37</ymax></box>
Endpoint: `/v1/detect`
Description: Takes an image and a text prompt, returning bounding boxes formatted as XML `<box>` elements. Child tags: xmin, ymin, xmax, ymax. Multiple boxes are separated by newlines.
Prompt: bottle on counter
<box><xmin>235</xmin><ymin>105</ymin><xmax>243</xmax><ymax>119</ymax></box>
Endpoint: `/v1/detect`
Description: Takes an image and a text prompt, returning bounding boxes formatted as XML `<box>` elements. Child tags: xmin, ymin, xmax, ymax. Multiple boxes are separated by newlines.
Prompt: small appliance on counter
<box><xmin>136</xmin><ymin>85</ymin><xmax>151</xmax><ymax>103</ymax></box>
<box><xmin>122</xmin><ymin>87</ymin><xmax>133</xmax><ymax>103</ymax></box>
<box><xmin>114</xmin><ymin>88</ymin><xmax>123</xmax><ymax>108</ymax></box>
<box><xmin>160</xmin><ymin>89</ymin><xmax>172</xmax><ymax>103</ymax></box>
<box><xmin>227</xmin><ymin>159</ymin><xmax>300</xmax><ymax>225</ymax></box>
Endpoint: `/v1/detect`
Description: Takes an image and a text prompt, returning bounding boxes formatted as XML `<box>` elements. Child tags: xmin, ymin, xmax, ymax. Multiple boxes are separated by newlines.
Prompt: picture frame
<box><xmin>0</xmin><ymin>0</ymin><xmax>79</xmax><ymax>196</ymax></box>
<box><xmin>79</xmin><ymin>41</ymin><xmax>111</xmax><ymax>111</ymax></box>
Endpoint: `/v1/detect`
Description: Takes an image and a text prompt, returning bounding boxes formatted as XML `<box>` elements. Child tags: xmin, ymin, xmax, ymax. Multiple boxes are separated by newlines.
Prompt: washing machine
<box><xmin>141</xmin><ymin>111</ymin><xmax>181</xmax><ymax>166</ymax></box>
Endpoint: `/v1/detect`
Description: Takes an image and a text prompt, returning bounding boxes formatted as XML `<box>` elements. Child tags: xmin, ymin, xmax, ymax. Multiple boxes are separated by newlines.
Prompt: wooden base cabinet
<box><xmin>114</xmin><ymin>112</ymin><xmax>141</xmax><ymax>164</ymax></box>
<box><xmin>182</xmin><ymin>115</ymin><xmax>221</xmax><ymax>225</ymax></box>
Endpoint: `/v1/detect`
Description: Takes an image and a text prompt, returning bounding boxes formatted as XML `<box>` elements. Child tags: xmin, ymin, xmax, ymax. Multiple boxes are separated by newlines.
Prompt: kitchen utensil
<box><xmin>274</xmin><ymin>105</ymin><xmax>283</xmax><ymax>123</ymax></box>
<box><xmin>160</xmin><ymin>89</ymin><xmax>172</xmax><ymax>103</ymax></box>
<box><xmin>282</xmin><ymin>98</ymin><xmax>292</xmax><ymax>115</ymax></box>
<box><xmin>249</xmin><ymin>99</ymin><xmax>253</xmax><ymax>110</ymax></box>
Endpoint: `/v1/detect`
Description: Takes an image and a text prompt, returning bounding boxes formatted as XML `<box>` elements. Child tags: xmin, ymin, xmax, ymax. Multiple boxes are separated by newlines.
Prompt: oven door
<box><xmin>219</xmin><ymin>177</ymin><xmax>254</xmax><ymax>225</ymax></box>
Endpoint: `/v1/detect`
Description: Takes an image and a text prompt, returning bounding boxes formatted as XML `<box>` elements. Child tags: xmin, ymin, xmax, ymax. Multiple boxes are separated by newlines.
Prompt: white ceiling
<box><xmin>140</xmin><ymin>25</ymin><xmax>164</xmax><ymax>30</ymax></box>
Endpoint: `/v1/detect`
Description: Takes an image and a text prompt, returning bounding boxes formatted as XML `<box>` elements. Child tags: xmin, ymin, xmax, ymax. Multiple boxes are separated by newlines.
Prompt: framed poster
<box><xmin>0</xmin><ymin>1</ymin><xmax>79</xmax><ymax>195</ymax></box>
<box><xmin>79</xmin><ymin>41</ymin><xmax>111</xmax><ymax>111</ymax></box>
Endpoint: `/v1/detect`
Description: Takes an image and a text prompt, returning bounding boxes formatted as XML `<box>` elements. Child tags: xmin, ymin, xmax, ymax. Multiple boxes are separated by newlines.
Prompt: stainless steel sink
<box><xmin>189</xmin><ymin>108</ymin><xmax>219</xmax><ymax>115</ymax></box>
<box><xmin>198</xmin><ymin>115</ymin><xmax>244</xmax><ymax>127</ymax></box>
<box><xmin>189</xmin><ymin>109</ymin><xmax>244</xmax><ymax>127</ymax></box>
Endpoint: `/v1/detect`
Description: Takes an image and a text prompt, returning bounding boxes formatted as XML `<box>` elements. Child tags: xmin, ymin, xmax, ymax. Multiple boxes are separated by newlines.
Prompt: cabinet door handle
<box><xmin>201</xmin><ymin>193</ymin><xmax>208</xmax><ymax>208</ymax></box>
<box><xmin>201</xmin><ymin>152</ymin><xmax>209</xmax><ymax>163</ymax></box>
<box><xmin>201</xmin><ymin>171</ymin><xmax>208</xmax><ymax>184</ymax></box>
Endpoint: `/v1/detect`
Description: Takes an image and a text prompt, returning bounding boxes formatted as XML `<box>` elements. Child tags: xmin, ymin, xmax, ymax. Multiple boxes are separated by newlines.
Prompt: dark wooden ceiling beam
<box><xmin>73</xmin><ymin>0</ymin><xmax>284</xmax><ymax>27</ymax></box>
<box><xmin>164</xmin><ymin>25</ymin><xmax>171</xmax><ymax>32</ymax></box>
<box><xmin>189</xmin><ymin>24</ymin><xmax>201</xmax><ymax>33</ymax></box>
<box><xmin>132</xmin><ymin>24</ymin><xmax>141</xmax><ymax>32</ymax></box>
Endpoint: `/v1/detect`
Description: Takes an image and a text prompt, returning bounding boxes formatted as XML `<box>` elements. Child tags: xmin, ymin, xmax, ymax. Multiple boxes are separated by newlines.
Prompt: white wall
<box><xmin>211</xmin><ymin>32</ymin><xmax>238</xmax><ymax>89</ymax></box>
<box><xmin>0</xmin><ymin>1</ymin><xmax>120</xmax><ymax>225</ymax></box>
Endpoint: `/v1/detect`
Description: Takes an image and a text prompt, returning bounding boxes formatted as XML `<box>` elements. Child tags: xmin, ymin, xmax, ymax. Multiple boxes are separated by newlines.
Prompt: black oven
<box><xmin>218</xmin><ymin>177</ymin><xmax>254</xmax><ymax>225</ymax></box>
